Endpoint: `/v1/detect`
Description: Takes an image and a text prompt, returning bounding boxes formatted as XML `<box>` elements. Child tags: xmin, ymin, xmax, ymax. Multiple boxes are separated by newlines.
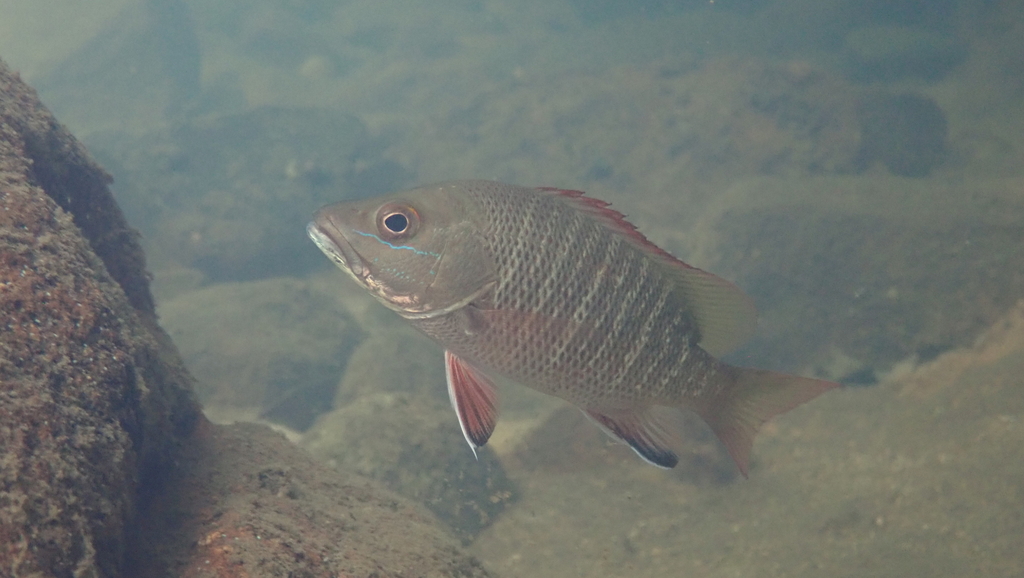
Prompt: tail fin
<box><xmin>695</xmin><ymin>365</ymin><xmax>839</xmax><ymax>477</ymax></box>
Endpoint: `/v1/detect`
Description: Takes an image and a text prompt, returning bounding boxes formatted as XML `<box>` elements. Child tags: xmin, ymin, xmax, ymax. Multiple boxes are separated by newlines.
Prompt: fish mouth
<box><xmin>306</xmin><ymin>221</ymin><xmax>367</xmax><ymax>279</ymax></box>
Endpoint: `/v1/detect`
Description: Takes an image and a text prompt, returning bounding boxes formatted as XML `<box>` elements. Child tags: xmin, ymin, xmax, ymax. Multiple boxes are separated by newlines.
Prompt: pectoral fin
<box><xmin>444</xmin><ymin>351</ymin><xmax>499</xmax><ymax>457</ymax></box>
<box><xmin>583</xmin><ymin>407</ymin><xmax>679</xmax><ymax>469</ymax></box>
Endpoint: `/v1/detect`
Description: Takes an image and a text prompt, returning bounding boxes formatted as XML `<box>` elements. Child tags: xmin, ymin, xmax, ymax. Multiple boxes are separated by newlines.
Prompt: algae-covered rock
<box><xmin>332</xmin><ymin>326</ymin><xmax>446</xmax><ymax>407</ymax></box>
<box><xmin>302</xmin><ymin>393</ymin><xmax>516</xmax><ymax>542</ymax></box>
<box><xmin>1</xmin><ymin>55</ymin><xmax>200</xmax><ymax>578</ymax></box>
<box><xmin>405</xmin><ymin>56</ymin><xmax>866</xmax><ymax>202</ymax></box>
<box><xmin>128</xmin><ymin>421</ymin><xmax>495</xmax><ymax>578</ymax></box>
<box><xmin>159</xmin><ymin>276</ymin><xmax>363</xmax><ymax>430</ymax></box>
<box><xmin>89</xmin><ymin>106</ymin><xmax>401</xmax><ymax>281</ymax></box>
<box><xmin>695</xmin><ymin>175</ymin><xmax>1024</xmax><ymax>378</ymax></box>
<box><xmin>301</xmin><ymin>323</ymin><xmax>516</xmax><ymax>540</ymax></box>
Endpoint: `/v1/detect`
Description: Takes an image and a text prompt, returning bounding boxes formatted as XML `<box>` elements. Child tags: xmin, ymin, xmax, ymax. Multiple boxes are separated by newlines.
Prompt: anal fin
<box><xmin>583</xmin><ymin>407</ymin><xmax>679</xmax><ymax>469</ymax></box>
<box><xmin>444</xmin><ymin>351</ymin><xmax>499</xmax><ymax>457</ymax></box>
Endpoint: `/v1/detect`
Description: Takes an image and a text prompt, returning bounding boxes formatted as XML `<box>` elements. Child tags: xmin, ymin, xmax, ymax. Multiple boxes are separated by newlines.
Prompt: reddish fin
<box><xmin>444</xmin><ymin>350</ymin><xmax>499</xmax><ymax>457</ymax></box>
<box><xmin>583</xmin><ymin>407</ymin><xmax>679</xmax><ymax>469</ymax></box>
<box><xmin>536</xmin><ymin>186</ymin><xmax>756</xmax><ymax>356</ymax></box>
<box><xmin>696</xmin><ymin>365</ymin><xmax>839</xmax><ymax>477</ymax></box>
<box><xmin>536</xmin><ymin>187</ymin><xmax>677</xmax><ymax>262</ymax></box>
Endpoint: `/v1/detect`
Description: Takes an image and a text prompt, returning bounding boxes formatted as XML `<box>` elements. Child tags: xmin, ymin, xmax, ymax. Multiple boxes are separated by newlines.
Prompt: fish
<box><xmin>308</xmin><ymin>180</ymin><xmax>838</xmax><ymax>476</ymax></box>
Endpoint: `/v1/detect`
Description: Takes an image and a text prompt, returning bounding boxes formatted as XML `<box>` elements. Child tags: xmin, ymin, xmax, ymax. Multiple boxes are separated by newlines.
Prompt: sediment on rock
<box><xmin>1</xmin><ymin>56</ymin><xmax>200</xmax><ymax>577</ymax></box>
<box><xmin>1</xmin><ymin>56</ymin><xmax>495</xmax><ymax>578</ymax></box>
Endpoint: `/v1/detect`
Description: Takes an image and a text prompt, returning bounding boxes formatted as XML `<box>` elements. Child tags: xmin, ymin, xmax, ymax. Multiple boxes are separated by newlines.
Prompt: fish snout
<box><xmin>307</xmin><ymin>220</ymin><xmax>366</xmax><ymax>277</ymax></box>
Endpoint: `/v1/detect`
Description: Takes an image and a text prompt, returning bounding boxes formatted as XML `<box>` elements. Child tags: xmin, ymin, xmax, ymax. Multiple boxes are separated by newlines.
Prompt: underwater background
<box><xmin>2</xmin><ymin>0</ymin><xmax>1022</xmax><ymax>576</ymax></box>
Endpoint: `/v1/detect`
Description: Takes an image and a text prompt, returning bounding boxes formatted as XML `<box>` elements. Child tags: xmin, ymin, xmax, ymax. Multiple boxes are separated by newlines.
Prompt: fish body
<box><xmin>308</xmin><ymin>180</ymin><xmax>837</xmax><ymax>475</ymax></box>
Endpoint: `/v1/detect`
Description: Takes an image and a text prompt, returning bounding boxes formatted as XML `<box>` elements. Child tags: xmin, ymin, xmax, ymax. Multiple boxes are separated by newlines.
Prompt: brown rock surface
<box><xmin>1</xmin><ymin>57</ymin><xmax>201</xmax><ymax>577</ymax></box>
<box><xmin>1</xmin><ymin>57</ymin><xmax>493</xmax><ymax>578</ymax></box>
<box><xmin>128</xmin><ymin>421</ymin><xmax>493</xmax><ymax>578</ymax></box>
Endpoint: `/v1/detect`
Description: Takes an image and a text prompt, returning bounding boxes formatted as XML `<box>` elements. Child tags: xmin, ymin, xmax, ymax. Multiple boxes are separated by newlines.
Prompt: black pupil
<box><xmin>383</xmin><ymin>212</ymin><xmax>409</xmax><ymax>233</ymax></box>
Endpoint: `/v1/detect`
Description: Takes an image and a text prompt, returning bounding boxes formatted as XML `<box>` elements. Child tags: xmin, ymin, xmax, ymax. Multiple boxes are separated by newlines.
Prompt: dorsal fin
<box><xmin>536</xmin><ymin>186</ymin><xmax>757</xmax><ymax>356</ymax></box>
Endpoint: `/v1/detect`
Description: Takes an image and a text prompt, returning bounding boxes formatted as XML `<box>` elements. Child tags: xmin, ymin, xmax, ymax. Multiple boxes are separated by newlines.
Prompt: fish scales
<box><xmin>308</xmin><ymin>179</ymin><xmax>838</xmax><ymax>474</ymax></box>
<box><xmin>418</xmin><ymin>184</ymin><xmax>701</xmax><ymax>407</ymax></box>
<box><xmin>513</xmin><ymin>186</ymin><xmax>686</xmax><ymax>401</ymax></box>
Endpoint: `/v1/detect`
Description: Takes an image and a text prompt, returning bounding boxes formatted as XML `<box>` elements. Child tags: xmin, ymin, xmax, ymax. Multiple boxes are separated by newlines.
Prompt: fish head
<box><xmin>308</xmin><ymin>184</ymin><xmax>497</xmax><ymax>318</ymax></box>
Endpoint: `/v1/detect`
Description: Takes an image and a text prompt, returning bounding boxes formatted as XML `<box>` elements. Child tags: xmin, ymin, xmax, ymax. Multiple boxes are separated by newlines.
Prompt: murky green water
<box><xmin>3</xmin><ymin>0</ymin><xmax>1022</xmax><ymax>575</ymax></box>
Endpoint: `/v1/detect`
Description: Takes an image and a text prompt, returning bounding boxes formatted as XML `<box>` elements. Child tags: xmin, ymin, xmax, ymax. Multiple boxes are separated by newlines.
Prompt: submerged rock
<box><xmin>856</xmin><ymin>92</ymin><xmax>948</xmax><ymax>177</ymax></box>
<box><xmin>696</xmin><ymin>175</ymin><xmax>1024</xmax><ymax>377</ymax></box>
<box><xmin>88</xmin><ymin>106</ymin><xmax>405</xmax><ymax>281</ymax></box>
<box><xmin>0</xmin><ymin>55</ymin><xmax>494</xmax><ymax>577</ymax></box>
<box><xmin>127</xmin><ymin>421</ymin><xmax>495</xmax><ymax>578</ymax></box>
<box><xmin>303</xmin><ymin>393</ymin><xmax>516</xmax><ymax>542</ymax></box>
<box><xmin>302</xmin><ymin>325</ymin><xmax>517</xmax><ymax>541</ymax></box>
<box><xmin>1</xmin><ymin>56</ymin><xmax>200</xmax><ymax>577</ymax></box>
<box><xmin>158</xmin><ymin>276</ymin><xmax>363</xmax><ymax>431</ymax></box>
<box><xmin>410</xmin><ymin>56</ymin><xmax>867</xmax><ymax>190</ymax></box>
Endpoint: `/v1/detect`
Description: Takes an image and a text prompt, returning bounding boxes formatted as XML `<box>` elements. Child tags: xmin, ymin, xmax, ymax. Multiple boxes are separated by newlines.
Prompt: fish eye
<box><xmin>376</xmin><ymin>203</ymin><xmax>419</xmax><ymax>240</ymax></box>
<box><xmin>383</xmin><ymin>213</ymin><xmax>408</xmax><ymax>233</ymax></box>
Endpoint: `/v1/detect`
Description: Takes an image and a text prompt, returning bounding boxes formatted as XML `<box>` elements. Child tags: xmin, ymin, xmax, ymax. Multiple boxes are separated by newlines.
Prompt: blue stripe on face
<box><xmin>353</xmin><ymin>230</ymin><xmax>440</xmax><ymax>258</ymax></box>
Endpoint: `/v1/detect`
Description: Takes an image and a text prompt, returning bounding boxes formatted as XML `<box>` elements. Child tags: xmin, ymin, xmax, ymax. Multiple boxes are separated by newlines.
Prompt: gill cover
<box><xmin>309</xmin><ymin>185</ymin><xmax>497</xmax><ymax>317</ymax></box>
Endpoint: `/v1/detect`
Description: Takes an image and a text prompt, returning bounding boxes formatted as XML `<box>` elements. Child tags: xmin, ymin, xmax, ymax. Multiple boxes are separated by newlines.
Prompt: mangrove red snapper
<box><xmin>308</xmin><ymin>180</ymin><xmax>837</xmax><ymax>475</ymax></box>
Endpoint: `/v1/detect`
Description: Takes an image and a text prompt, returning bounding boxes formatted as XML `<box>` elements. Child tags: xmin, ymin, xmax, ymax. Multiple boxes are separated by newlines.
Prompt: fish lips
<box><xmin>306</xmin><ymin>220</ymin><xmax>367</xmax><ymax>279</ymax></box>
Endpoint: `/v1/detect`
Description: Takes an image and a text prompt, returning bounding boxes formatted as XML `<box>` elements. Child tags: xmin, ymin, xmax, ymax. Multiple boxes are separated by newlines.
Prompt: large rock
<box><xmin>689</xmin><ymin>175</ymin><xmax>1024</xmax><ymax>379</ymax></box>
<box><xmin>127</xmin><ymin>422</ymin><xmax>494</xmax><ymax>578</ymax></box>
<box><xmin>158</xmin><ymin>276</ymin><xmax>364</xmax><ymax>431</ymax></box>
<box><xmin>0</xmin><ymin>57</ymin><xmax>494</xmax><ymax>577</ymax></box>
<box><xmin>302</xmin><ymin>321</ymin><xmax>517</xmax><ymax>541</ymax></box>
<box><xmin>406</xmin><ymin>56</ymin><xmax>867</xmax><ymax>191</ymax></box>
<box><xmin>88</xmin><ymin>105</ymin><xmax>407</xmax><ymax>281</ymax></box>
<box><xmin>0</xmin><ymin>57</ymin><xmax>200</xmax><ymax>577</ymax></box>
